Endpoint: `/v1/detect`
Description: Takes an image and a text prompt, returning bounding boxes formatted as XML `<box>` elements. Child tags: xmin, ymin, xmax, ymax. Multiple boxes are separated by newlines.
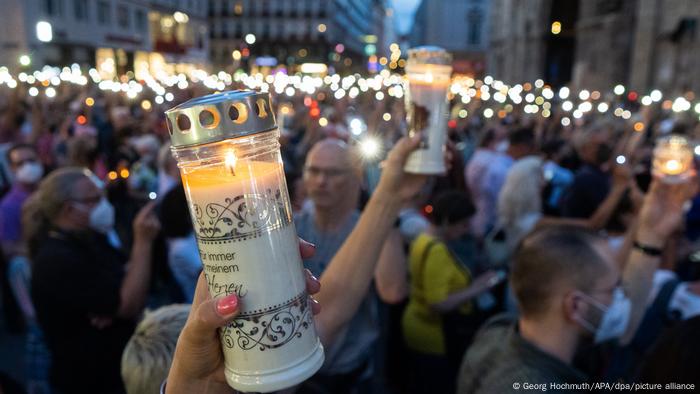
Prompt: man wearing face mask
<box><xmin>0</xmin><ymin>144</ymin><xmax>43</xmax><ymax>259</ymax></box>
<box><xmin>560</xmin><ymin>121</ymin><xmax>615</xmax><ymax>219</ymax></box>
<box><xmin>457</xmin><ymin>177</ymin><xmax>696</xmax><ymax>394</ymax></box>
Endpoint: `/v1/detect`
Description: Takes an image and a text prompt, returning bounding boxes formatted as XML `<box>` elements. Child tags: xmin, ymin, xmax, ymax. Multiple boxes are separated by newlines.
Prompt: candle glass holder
<box><xmin>403</xmin><ymin>46</ymin><xmax>453</xmax><ymax>174</ymax></box>
<box><xmin>166</xmin><ymin>91</ymin><xmax>324</xmax><ymax>393</ymax></box>
<box><xmin>652</xmin><ymin>135</ymin><xmax>694</xmax><ymax>184</ymax></box>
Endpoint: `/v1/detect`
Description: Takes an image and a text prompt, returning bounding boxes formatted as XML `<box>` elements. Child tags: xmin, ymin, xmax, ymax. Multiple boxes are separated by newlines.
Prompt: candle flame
<box><xmin>225</xmin><ymin>151</ymin><xmax>237</xmax><ymax>176</ymax></box>
<box><xmin>665</xmin><ymin>159</ymin><xmax>681</xmax><ymax>173</ymax></box>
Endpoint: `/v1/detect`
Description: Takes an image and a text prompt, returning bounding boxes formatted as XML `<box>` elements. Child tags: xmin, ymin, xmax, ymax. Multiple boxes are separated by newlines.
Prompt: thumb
<box><xmin>185</xmin><ymin>293</ymin><xmax>240</xmax><ymax>346</ymax></box>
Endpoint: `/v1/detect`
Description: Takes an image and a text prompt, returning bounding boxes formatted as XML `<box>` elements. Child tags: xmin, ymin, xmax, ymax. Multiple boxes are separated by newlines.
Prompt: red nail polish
<box><xmin>216</xmin><ymin>294</ymin><xmax>239</xmax><ymax>316</ymax></box>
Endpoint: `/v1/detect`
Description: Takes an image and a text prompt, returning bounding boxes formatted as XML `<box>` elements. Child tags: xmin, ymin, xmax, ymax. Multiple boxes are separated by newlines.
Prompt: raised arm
<box><xmin>116</xmin><ymin>202</ymin><xmax>161</xmax><ymax>318</ymax></box>
<box><xmin>373</xmin><ymin>229</ymin><xmax>408</xmax><ymax>304</ymax></box>
<box><xmin>315</xmin><ymin>136</ymin><xmax>425</xmax><ymax>345</ymax></box>
<box><xmin>620</xmin><ymin>176</ymin><xmax>697</xmax><ymax>345</ymax></box>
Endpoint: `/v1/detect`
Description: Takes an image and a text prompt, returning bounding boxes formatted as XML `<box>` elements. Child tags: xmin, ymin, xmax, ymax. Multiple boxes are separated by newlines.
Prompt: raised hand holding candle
<box><xmin>653</xmin><ymin>135</ymin><xmax>694</xmax><ymax>183</ymax></box>
<box><xmin>166</xmin><ymin>91</ymin><xmax>323</xmax><ymax>393</ymax></box>
<box><xmin>403</xmin><ymin>46</ymin><xmax>453</xmax><ymax>174</ymax></box>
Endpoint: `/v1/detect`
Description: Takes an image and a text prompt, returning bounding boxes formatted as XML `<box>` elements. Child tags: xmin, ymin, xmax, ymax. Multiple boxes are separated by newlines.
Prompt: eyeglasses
<box><xmin>303</xmin><ymin>166</ymin><xmax>350</xmax><ymax>179</ymax></box>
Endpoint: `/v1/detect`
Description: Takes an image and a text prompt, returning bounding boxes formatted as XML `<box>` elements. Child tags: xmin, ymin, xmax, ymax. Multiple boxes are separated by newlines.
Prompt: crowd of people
<box><xmin>0</xmin><ymin>73</ymin><xmax>699</xmax><ymax>394</ymax></box>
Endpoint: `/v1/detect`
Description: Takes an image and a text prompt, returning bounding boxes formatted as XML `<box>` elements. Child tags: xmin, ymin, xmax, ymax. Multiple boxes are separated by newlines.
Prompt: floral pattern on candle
<box><xmin>220</xmin><ymin>291</ymin><xmax>313</xmax><ymax>352</ymax></box>
<box><xmin>192</xmin><ymin>188</ymin><xmax>293</xmax><ymax>243</ymax></box>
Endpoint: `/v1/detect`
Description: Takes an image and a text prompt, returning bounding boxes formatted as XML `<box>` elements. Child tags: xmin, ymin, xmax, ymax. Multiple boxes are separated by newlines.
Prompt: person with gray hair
<box><xmin>121</xmin><ymin>304</ymin><xmax>190</xmax><ymax>394</ymax></box>
<box><xmin>293</xmin><ymin>137</ymin><xmax>408</xmax><ymax>392</ymax></box>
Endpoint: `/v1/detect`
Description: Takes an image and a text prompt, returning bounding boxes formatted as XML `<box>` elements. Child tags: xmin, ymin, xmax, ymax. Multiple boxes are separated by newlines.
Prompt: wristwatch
<box><xmin>632</xmin><ymin>240</ymin><xmax>663</xmax><ymax>257</ymax></box>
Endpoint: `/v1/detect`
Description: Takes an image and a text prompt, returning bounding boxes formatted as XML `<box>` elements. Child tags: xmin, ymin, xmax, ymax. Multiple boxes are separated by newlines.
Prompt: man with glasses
<box><xmin>295</xmin><ymin>138</ymin><xmax>407</xmax><ymax>393</ymax></box>
<box><xmin>458</xmin><ymin>178</ymin><xmax>697</xmax><ymax>393</ymax></box>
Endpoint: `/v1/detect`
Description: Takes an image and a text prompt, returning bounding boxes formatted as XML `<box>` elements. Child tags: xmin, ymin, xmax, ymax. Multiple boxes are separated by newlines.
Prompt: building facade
<box><xmin>0</xmin><ymin>0</ymin><xmax>209</xmax><ymax>73</ymax></box>
<box><xmin>628</xmin><ymin>0</ymin><xmax>700</xmax><ymax>94</ymax></box>
<box><xmin>487</xmin><ymin>0</ymin><xmax>579</xmax><ymax>87</ymax></box>
<box><xmin>572</xmin><ymin>0</ymin><xmax>637</xmax><ymax>91</ymax></box>
<box><xmin>487</xmin><ymin>0</ymin><xmax>700</xmax><ymax>93</ymax></box>
<box><xmin>411</xmin><ymin>0</ymin><xmax>490</xmax><ymax>76</ymax></box>
<box><xmin>208</xmin><ymin>0</ymin><xmax>388</xmax><ymax>72</ymax></box>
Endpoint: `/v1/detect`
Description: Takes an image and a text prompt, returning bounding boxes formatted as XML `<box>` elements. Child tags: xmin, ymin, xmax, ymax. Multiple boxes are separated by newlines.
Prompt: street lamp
<box><xmin>19</xmin><ymin>55</ymin><xmax>31</xmax><ymax>66</ymax></box>
<box><xmin>36</xmin><ymin>21</ymin><xmax>53</xmax><ymax>42</ymax></box>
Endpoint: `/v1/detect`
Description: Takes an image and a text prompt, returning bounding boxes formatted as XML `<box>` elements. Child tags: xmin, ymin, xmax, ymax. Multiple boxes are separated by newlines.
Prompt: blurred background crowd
<box><xmin>0</xmin><ymin>66</ymin><xmax>697</xmax><ymax>394</ymax></box>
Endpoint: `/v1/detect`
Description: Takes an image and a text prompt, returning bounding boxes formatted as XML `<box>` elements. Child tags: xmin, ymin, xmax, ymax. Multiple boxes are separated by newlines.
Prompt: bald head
<box><xmin>303</xmin><ymin>138</ymin><xmax>361</xmax><ymax>212</ymax></box>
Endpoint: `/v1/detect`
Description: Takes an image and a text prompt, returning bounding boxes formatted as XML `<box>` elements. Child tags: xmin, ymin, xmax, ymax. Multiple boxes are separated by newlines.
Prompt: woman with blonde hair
<box><xmin>24</xmin><ymin>167</ymin><xmax>160</xmax><ymax>394</ymax></box>
<box><xmin>494</xmin><ymin>155</ymin><xmax>632</xmax><ymax>257</ymax></box>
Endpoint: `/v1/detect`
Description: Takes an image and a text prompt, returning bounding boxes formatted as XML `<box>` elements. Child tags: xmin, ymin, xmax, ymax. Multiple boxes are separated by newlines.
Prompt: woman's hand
<box><xmin>166</xmin><ymin>240</ymin><xmax>318</xmax><ymax>394</ymax></box>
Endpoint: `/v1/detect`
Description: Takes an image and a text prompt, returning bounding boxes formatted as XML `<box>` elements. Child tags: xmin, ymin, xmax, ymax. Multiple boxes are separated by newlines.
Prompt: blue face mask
<box><xmin>574</xmin><ymin>287</ymin><xmax>631</xmax><ymax>343</ymax></box>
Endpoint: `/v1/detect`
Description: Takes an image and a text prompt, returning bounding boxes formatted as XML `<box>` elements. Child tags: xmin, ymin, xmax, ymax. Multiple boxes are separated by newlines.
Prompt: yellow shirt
<box><xmin>401</xmin><ymin>233</ymin><xmax>472</xmax><ymax>355</ymax></box>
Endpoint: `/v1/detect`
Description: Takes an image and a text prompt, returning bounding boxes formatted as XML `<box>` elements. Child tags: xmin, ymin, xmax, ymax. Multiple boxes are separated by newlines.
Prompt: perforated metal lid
<box><xmin>164</xmin><ymin>90</ymin><xmax>277</xmax><ymax>148</ymax></box>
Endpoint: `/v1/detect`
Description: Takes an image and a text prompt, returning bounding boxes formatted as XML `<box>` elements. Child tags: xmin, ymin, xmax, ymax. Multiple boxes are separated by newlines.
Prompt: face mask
<box><xmin>575</xmin><ymin>287</ymin><xmax>631</xmax><ymax>344</ymax></box>
<box><xmin>495</xmin><ymin>140</ymin><xmax>509</xmax><ymax>153</ymax></box>
<box><xmin>669</xmin><ymin>283</ymin><xmax>700</xmax><ymax>320</ymax></box>
<box><xmin>15</xmin><ymin>162</ymin><xmax>43</xmax><ymax>184</ymax></box>
<box><xmin>76</xmin><ymin>197</ymin><xmax>115</xmax><ymax>234</ymax></box>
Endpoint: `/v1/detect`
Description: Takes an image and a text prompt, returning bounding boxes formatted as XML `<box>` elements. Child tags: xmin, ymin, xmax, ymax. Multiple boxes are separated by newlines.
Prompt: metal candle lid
<box><xmin>165</xmin><ymin>90</ymin><xmax>277</xmax><ymax>148</ymax></box>
<box><xmin>407</xmin><ymin>46</ymin><xmax>452</xmax><ymax>65</ymax></box>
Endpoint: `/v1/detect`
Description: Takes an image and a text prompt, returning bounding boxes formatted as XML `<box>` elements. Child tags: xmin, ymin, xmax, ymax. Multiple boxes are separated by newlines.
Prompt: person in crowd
<box><xmin>0</xmin><ymin>145</ymin><xmax>50</xmax><ymax>393</ymax></box>
<box><xmin>157</xmin><ymin>143</ymin><xmax>180</xmax><ymax>199</ymax></box>
<box><xmin>495</xmin><ymin>156</ymin><xmax>630</xmax><ymax>253</ymax></box>
<box><xmin>402</xmin><ymin>190</ymin><xmax>502</xmax><ymax>394</ymax></box>
<box><xmin>458</xmin><ymin>174</ymin><xmax>697</xmax><ymax>393</ymax></box>
<box><xmin>560</xmin><ymin>120</ymin><xmax>615</xmax><ymax>218</ymax></box>
<box><xmin>121</xmin><ymin>304</ymin><xmax>190</xmax><ymax>394</ymax></box>
<box><xmin>129</xmin><ymin>135</ymin><xmax>160</xmax><ymax>199</ymax></box>
<box><xmin>0</xmin><ymin>143</ymin><xmax>43</xmax><ymax>259</ymax></box>
<box><xmin>541</xmin><ymin>139</ymin><xmax>575</xmax><ymax>215</ymax></box>
<box><xmin>164</xmin><ymin>135</ymin><xmax>428</xmax><ymax>393</ymax></box>
<box><xmin>477</xmin><ymin>127</ymin><xmax>535</xmax><ymax>236</ymax></box>
<box><xmin>293</xmin><ymin>138</ymin><xmax>408</xmax><ymax>393</ymax></box>
<box><xmin>464</xmin><ymin>127</ymin><xmax>501</xmax><ymax>239</ymax></box>
<box><xmin>25</xmin><ymin>167</ymin><xmax>161</xmax><ymax>393</ymax></box>
<box><xmin>160</xmin><ymin>184</ymin><xmax>200</xmax><ymax>302</ymax></box>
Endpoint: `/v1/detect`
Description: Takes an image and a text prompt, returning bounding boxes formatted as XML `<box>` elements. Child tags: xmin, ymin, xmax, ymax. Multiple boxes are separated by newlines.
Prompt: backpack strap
<box><xmin>414</xmin><ymin>239</ymin><xmax>438</xmax><ymax>295</ymax></box>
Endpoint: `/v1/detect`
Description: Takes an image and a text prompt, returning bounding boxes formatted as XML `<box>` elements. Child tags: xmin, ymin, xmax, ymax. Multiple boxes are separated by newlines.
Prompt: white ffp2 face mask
<box><xmin>15</xmin><ymin>162</ymin><xmax>43</xmax><ymax>184</ymax></box>
<box><xmin>75</xmin><ymin>197</ymin><xmax>115</xmax><ymax>234</ymax></box>
<box><xmin>575</xmin><ymin>287</ymin><xmax>631</xmax><ymax>344</ymax></box>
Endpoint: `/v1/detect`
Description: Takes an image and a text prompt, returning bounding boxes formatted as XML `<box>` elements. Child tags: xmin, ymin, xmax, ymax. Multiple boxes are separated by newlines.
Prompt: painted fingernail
<box><xmin>216</xmin><ymin>294</ymin><xmax>239</xmax><ymax>316</ymax></box>
<box><xmin>305</xmin><ymin>269</ymin><xmax>318</xmax><ymax>282</ymax></box>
